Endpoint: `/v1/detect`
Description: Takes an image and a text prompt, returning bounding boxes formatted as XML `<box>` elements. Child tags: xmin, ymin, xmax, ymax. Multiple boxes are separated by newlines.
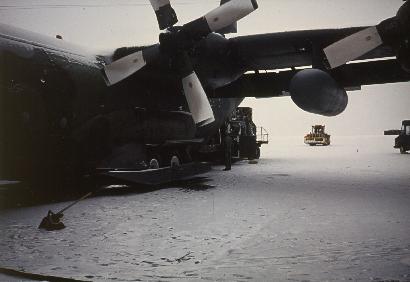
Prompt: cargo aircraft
<box><xmin>0</xmin><ymin>0</ymin><xmax>409</xmax><ymax>190</ymax></box>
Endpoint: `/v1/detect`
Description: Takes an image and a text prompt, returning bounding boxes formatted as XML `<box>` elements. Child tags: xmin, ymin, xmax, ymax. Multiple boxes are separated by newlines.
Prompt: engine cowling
<box><xmin>398</xmin><ymin>44</ymin><xmax>410</xmax><ymax>72</ymax></box>
<box><xmin>397</xmin><ymin>1</ymin><xmax>410</xmax><ymax>72</ymax></box>
<box><xmin>290</xmin><ymin>69</ymin><xmax>348</xmax><ymax>116</ymax></box>
<box><xmin>397</xmin><ymin>0</ymin><xmax>410</xmax><ymax>34</ymax></box>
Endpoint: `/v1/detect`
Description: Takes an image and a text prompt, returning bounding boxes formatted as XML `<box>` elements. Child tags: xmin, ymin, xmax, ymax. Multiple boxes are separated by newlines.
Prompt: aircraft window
<box><xmin>406</xmin><ymin>126</ymin><xmax>410</xmax><ymax>135</ymax></box>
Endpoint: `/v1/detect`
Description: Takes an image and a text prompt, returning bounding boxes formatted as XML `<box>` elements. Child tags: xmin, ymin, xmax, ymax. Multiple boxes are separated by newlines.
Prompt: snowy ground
<box><xmin>0</xmin><ymin>135</ymin><xmax>409</xmax><ymax>281</ymax></box>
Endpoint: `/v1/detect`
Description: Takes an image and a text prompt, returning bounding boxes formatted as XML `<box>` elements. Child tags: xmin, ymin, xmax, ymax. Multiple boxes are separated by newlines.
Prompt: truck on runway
<box><xmin>384</xmin><ymin>120</ymin><xmax>410</xmax><ymax>154</ymax></box>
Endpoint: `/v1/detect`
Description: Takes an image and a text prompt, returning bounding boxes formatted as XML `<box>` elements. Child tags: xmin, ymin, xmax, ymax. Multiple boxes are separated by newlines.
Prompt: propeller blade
<box><xmin>206</xmin><ymin>0</ymin><xmax>257</xmax><ymax>32</ymax></box>
<box><xmin>103</xmin><ymin>45</ymin><xmax>160</xmax><ymax>86</ymax></box>
<box><xmin>324</xmin><ymin>26</ymin><xmax>383</xmax><ymax>69</ymax></box>
<box><xmin>149</xmin><ymin>0</ymin><xmax>178</xmax><ymax>30</ymax></box>
<box><xmin>183</xmin><ymin>0</ymin><xmax>258</xmax><ymax>38</ymax></box>
<box><xmin>182</xmin><ymin>72</ymin><xmax>215</xmax><ymax>126</ymax></box>
<box><xmin>103</xmin><ymin>50</ymin><xmax>146</xmax><ymax>86</ymax></box>
<box><xmin>216</xmin><ymin>0</ymin><xmax>238</xmax><ymax>34</ymax></box>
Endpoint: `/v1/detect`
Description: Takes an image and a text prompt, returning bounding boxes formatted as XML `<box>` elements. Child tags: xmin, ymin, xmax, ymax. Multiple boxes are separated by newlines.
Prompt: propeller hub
<box><xmin>398</xmin><ymin>42</ymin><xmax>410</xmax><ymax>72</ymax></box>
<box><xmin>159</xmin><ymin>28</ymin><xmax>193</xmax><ymax>55</ymax></box>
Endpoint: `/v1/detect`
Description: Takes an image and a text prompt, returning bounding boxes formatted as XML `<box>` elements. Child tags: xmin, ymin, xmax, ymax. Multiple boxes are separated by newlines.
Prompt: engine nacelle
<box><xmin>398</xmin><ymin>44</ymin><xmax>410</xmax><ymax>72</ymax></box>
<box><xmin>290</xmin><ymin>69</ymin><xmax>348</xmax><ymax>116</ymax></box>
<box><xmin>397</xmin><ymin>0</ymin><xmax>410</xmax><ymax>34</ymax></box>
<box><xmin>396</xmin><ymin>1</ymin><xmax>410</xmax><ymax>72</ymax></box>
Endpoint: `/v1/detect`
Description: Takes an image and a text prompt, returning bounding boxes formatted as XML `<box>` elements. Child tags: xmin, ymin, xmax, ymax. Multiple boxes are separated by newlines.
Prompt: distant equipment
<box><xmin>229</xmin><ymin>107</ymin><xmax>269</xmax><ymax>160</ymax></box>
<box><xmin>384</xmin><ymin>120</ymin><xmax>410</xmax><ymax>154</ymax></box>
<box><xmin>199</xmin><ymin>107</ymin><xmax>268</xmax><ymax>161</ymax></box>
<box><xmin>304</xmin><ymin>125</ymin><xmax>331</xmax><ymax>146</ymax></box>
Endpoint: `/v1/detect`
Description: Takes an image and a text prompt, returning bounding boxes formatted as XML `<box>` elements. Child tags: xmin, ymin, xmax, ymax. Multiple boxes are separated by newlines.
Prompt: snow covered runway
<box><xmin>0</xmin><ymin>136</ymin><xmax>409</xmax><ymax>281</ymax></box>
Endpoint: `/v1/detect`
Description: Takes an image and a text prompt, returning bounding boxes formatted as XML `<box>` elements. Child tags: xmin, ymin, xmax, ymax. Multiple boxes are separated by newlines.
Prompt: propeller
<box><xmin>103</xmin><ymin>0</ymin><xmax>258</xmax><ymax>126</ymax></box>
<box><xmin>324</xmin><ymin>1</ymin><xmax>410</xmax><ymax>70</ymax></box>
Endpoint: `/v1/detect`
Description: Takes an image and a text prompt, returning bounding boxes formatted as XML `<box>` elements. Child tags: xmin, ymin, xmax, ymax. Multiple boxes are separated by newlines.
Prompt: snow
<box><xmin>0</xmin><ymin>135</ymin><xmax>409</xmax><ymax>281</ymax></box>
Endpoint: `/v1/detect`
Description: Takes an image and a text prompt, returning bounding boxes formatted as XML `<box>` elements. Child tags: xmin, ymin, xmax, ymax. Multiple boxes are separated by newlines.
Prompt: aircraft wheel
<box><xmin>400</xmin><ymin>146</ymin><xmax>406</xmax><ymax>154</ymax></box>
<box><xmin>149</xmin><ymin>158</ymin><xmax>160</xmax><ymax>169</ymax></box>
<box><xmin>170</xmin><ymin>155</ymin><xmax>181</xmax><ymax>168</ymax></box>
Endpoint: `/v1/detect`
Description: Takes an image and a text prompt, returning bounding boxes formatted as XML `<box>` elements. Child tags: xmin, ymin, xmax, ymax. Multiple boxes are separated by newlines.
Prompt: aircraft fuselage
<box><xmin>0</xmin><ymin>23</ymin><xmax>242</xmax><ymax>186</ymax></box>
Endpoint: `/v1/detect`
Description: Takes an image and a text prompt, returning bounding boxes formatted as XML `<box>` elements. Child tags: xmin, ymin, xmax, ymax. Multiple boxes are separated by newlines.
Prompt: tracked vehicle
<box><xmin>304</xmin><ymin>125</ymin><xmax>330</xmax><ymax>146</ymax></box>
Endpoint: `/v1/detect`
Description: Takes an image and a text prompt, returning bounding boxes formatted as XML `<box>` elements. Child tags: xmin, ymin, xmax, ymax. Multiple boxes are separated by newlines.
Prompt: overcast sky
<box><xmin>1</xmin><ymin>0</ymin><xmax>409</xmax><ymax>136</ymax></box>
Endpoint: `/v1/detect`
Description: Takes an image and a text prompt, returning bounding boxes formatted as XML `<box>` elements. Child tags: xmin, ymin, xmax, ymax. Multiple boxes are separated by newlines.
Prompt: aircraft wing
<box><xmin>230</xmin><ymin>27</ymin><xmax>395</xmax><ymax>70</ymax></box>
<box><xmin>212</xmin><ymin>27</ymin><xmax>409</xmax><ymax>98</ymax></box>
<box><xmin>214</xmin><ymin>58</ymin><xmax>410</xmax><ymax>98</ymax></box>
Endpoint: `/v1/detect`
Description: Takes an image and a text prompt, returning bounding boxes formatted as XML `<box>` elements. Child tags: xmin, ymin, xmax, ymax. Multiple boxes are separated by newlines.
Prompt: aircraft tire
<box><xmin>149</xmin><ymin>158</ymin><xmax>160</xmax><ymax>169</ymax></box>
<box><xmin>170</xmin><ymin>155</ymin><xmax>181</xmax><ymax>168</ymax></box>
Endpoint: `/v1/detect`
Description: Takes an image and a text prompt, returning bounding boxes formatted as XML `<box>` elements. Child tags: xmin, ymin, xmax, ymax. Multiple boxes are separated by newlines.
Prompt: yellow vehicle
<box><xmin>304</xmin><ymin>125</ymin><xmax>330</xmax><ymax>146</ymax></box>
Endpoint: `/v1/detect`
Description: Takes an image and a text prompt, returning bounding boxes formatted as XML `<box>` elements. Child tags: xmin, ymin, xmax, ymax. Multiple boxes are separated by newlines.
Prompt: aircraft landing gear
<box><xmin>99</xmin><ymin>145</ymin><xmax>209</xmax><ymax>185</ymax></box>
<box><xmin>146</xmin><ymin>147</ymin><xmax>189</xmax><ymax>169</ymax></box>
<box><xmin>149</xmin><ymin>158</ymin><xmax>160</xmax><ymax>169</ymax></box>
<box><xmin>170</xmin><ymin>155</ymin><xmax>181</xmax><ymax>168</ymax></box>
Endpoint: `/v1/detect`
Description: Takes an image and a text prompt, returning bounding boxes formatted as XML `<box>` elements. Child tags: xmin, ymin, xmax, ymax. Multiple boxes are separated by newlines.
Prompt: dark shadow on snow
<box><xmin>0</xmin><ymin>175</ymin><xmax>216</xmax><ymax>210</ymax></box>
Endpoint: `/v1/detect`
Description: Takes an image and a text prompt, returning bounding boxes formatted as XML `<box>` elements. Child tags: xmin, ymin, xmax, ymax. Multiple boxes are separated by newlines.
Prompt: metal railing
<box><xmin>256</xmin><ymin>127</ymin><xmax>269</xmax><ymax>143</ymax></box>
